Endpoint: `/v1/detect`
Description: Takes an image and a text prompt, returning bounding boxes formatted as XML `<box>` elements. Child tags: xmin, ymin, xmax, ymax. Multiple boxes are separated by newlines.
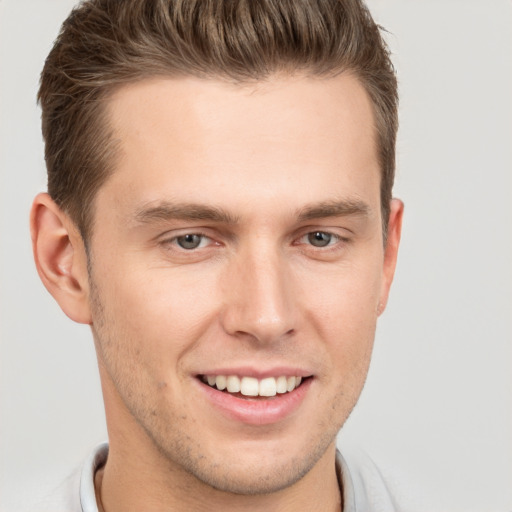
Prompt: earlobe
<box><xmin>30</xmin><ymin>193</ymin><xmax>92</xmax><ymax>324</ymax></box>
<box><xmin>378</xmin><ymin>198</ymin><xmax>404</xmax><ymax>316</ymax></box>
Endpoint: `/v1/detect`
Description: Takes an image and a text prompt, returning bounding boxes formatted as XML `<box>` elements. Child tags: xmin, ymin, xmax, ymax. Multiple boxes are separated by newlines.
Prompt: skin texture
<box><xmin>31</xmin><ymin>73</ymin><xmax>403</xmax><ymax>512</ymax></box>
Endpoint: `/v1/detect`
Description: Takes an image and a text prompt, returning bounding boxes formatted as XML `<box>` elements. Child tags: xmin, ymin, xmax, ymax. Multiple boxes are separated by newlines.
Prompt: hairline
<box><xmin>77</xmin><ymin>68</ymin><xmax>390</xmax><ymax>247</ymax></box>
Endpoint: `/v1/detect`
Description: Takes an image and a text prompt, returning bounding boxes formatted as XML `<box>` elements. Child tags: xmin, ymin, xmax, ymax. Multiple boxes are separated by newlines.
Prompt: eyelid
<box><xmin>177</xmin><ymin>233</ymin><xmax>211</xmax><ymax>249</ymax></box>
<box><xmin>297</xmin><ymin>231</ymin><xmax>341</xmax><ymax>247</ymax></box>
<box><xmin>156</xmin><ymin>227</ymin><xmax>349</xmax><ymax>252</ymax></box>
<box><xmin>294</xmin><ymin>225</ymin><xmax>349</xmax><ymax>241</ymax></box>
<box><xmin>156</xmin><ymin>225</ymin><xmax>210</xmax><ymax>240</ymax></box>
<box><xmin>157</xmin><ymin>230</ymin><xmax>214</xmax><ymax>249</ymax></box>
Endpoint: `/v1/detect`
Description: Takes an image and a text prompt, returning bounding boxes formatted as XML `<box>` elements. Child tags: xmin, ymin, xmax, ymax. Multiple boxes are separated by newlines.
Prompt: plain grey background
<box><xmin>1</xmin><ymin>1</ymin><xmax>511</xmax><ymax>511</ymax></box>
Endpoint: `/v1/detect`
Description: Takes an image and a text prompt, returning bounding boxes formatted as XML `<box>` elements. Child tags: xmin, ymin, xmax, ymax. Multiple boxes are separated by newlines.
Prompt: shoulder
<box><xmin>337</xmin><ymin>447</ymin><xmax>410</xmax><ymax>512</ymax></box>
<box><xmin>29</xmin><ymin>443</ymin><xmax>108</xmax><ymax>512</ymax></box>
<box><xmin>28</xmin><ymin>468</ymin><xmax>82</xmax><ymax>512</ymax></box>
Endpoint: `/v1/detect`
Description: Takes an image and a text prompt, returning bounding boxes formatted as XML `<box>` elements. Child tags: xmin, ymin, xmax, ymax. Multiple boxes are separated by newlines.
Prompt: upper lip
<box><xmin>195</xmin><ymin>366</ymin><xmax>313</xmax><ymax>379</ymax></box>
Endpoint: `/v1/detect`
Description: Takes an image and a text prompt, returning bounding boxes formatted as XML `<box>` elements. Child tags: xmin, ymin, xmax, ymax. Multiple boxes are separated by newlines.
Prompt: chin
<box><xmin>180</xmin><ymin>450</ymin><xmax>323</xmax><ymax>496</ymax></box>
<box><xmin>150</xmin><ymin>424</ymin><xmax>338</xmax><ymax>496</ymax></box>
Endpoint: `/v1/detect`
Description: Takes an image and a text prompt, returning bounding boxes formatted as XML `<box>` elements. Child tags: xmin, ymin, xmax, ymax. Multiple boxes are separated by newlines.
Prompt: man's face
<box><xmin>87</xmin><ymin>74</ymin><xmax>400</xmax><ymax>494</ymax></box>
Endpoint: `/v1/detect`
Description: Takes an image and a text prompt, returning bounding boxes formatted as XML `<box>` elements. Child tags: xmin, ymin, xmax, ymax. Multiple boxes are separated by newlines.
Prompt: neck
<box><xmin>97</xmin><ymin>438</ymin><xmax>342</xmax><ymax>512</ymax></box>
<box><xmin>96</xmin><ymin>365</ymin><xmax>342</xmax><ymax>512</ymax></box>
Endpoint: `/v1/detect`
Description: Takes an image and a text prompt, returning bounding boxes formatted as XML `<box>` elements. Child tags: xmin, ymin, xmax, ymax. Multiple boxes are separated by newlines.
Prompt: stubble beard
<box><xmin>87</xmin><ymin>269</ymin><xmax>354</xmax><ymax>497</ymax></box>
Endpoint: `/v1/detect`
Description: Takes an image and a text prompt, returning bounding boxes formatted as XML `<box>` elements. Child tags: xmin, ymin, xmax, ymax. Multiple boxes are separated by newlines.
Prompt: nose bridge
<box><xmin>221</xmin><ymin>238</ymin><xmax>296</xmax><ymax>343</ymax></box>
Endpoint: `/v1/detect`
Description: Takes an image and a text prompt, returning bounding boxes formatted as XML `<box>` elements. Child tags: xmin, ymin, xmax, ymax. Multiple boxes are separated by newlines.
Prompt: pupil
<box><xmin>178</xmin><ymin>234</ymin><xmax>201</xmax><ymax>249</ymax></box>
<box><xmin>308</xmin><ymin>232</ymin><xmax>331</xmax><ymax>247</ymax></box>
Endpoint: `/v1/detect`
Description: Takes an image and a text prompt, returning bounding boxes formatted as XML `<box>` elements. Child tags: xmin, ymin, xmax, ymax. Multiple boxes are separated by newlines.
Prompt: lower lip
<box><xmin>196</xmin><ymin>378</ymin><xmax>312</xmax><ymax>425</ymax></box>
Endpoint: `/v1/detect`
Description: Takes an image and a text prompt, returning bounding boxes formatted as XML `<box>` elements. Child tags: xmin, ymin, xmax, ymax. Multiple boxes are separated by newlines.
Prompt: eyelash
<box><xmin>161</xmin><ymin>230</ymin><xmax>347</xmax><ymax>252</ymax></box>
<box><xmin>165</xmin><ymin>232</ymin><xmax>213</xmax><ymax>251</ymax></box>
<box><xmin>296</xmin><ymin>231</ymin><xmax>342</xmax><ymax>248</ymax></box>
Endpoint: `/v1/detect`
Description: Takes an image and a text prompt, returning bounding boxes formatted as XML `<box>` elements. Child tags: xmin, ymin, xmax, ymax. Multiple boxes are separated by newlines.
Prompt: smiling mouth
<box><xmin>199</xmin><ymin>374</ymin><xmax>309</xmax><ymax>398</ymax></box>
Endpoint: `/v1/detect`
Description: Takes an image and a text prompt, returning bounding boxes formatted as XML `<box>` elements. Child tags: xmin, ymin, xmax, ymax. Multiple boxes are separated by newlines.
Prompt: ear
<box><xmin>30</xmin><ymin>193</ymin><xmax>92</xmax><ymax>324</ymax></box>
<box><xmin>378</xmin><ymin>198</ymin><xmax>404</xmax><ymax>316</ymax></box>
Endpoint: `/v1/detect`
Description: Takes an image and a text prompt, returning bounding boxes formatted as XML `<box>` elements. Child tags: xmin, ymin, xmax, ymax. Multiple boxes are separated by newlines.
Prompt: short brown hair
<box><xmin>39</xmin><ymin>0</ymin><xmax>398</xmax><ymax>240</ymax></box>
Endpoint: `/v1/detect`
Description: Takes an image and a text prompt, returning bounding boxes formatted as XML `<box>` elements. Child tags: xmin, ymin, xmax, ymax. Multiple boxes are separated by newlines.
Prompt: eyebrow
<box><xmin>133</xmin><ymin>201</ymin><xmax>239</xmax><ymax>225</ymax></box>
<box><xmin>296</xmin><ymin>199</ymin><xmax>370</xmax><ymax>222</ymax></box>
<box><xmin>133</xmin><ymin>198</ymin><xmax>370</xmax><ymax>226</ymax></box>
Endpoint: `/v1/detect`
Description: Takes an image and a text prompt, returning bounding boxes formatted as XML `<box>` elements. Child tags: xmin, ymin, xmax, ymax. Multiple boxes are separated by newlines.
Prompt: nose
<box><xmin>220</xmin><ymin>244</ymin><xmax>297</xmax><ymax>344</ymax></box>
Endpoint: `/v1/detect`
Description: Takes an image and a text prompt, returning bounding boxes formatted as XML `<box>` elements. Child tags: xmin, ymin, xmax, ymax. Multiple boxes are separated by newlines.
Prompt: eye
<box><xmin>174</xmin><ymin>233</ymin><xmax>210</xmax><ymax>250</ymax></box>
<box><xmin>304</xmin><ymin>231</ymin><xmax>338</xmax><ymax>247</ymax></box>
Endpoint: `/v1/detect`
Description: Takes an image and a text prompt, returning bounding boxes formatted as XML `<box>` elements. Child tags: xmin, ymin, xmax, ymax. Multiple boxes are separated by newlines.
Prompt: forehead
<box><xmin>99</xmin><ymin>73</ymin><xmax>379</xmax><ymax>217</ymax></box>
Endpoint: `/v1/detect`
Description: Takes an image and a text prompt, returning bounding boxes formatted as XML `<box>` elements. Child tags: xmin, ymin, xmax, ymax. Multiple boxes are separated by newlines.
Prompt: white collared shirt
<box><xmin>36</xmin><ymin>442</ymin><xmax>402</xmax><ymax>512</ymax></box>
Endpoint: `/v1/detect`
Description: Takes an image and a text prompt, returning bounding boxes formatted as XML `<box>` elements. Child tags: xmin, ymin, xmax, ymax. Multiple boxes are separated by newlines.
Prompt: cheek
<box><xmin>94</xmin><ymin>262</ymin><xmax>220</xmax><ymax>367</ymax></box>
<box><xmin>299</xmin><ymin>258</ymin><xmax>382</xmax><ymax>334</ymax></box>
<box><xmin>297</xmin><ymin>258</ymin><xmax>382</xmax><ymax>385</ymax></box>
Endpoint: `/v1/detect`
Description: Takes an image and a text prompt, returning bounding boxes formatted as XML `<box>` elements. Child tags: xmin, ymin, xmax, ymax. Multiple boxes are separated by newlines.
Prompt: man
<box><xmin>30</xmin><ymin>0</ymin><xmax>403</xmax><ymax>510</ymax></box>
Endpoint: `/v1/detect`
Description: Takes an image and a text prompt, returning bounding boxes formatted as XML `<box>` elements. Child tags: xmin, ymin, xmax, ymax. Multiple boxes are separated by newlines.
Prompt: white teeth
<box><xmin>227</xmin><ymin>375</ymin><xmax>241</xmax><ymax>393</ymax></box>
<box><xmin>276</xmin><ymin>376</ymin><xmax>288</xmax><ymax>394</ymax></box>
<box><xmin>203</xmin><ymin>374</ymin><xmax>305</xmax><ymax>396</ymax></box>
<box><xmin>241</xmin><ymin>377</ymin><xmax>259</xmax><ymax>396</ymax></box>
<box><xmin>215</xmin><ymin>375</ymin><xmax>227</xmax><ymax>390</ymax></box>
<box><xmin>259</xmin><ymin>377</ymin><xmax>277</xmax><ymax>397</ymax></box>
